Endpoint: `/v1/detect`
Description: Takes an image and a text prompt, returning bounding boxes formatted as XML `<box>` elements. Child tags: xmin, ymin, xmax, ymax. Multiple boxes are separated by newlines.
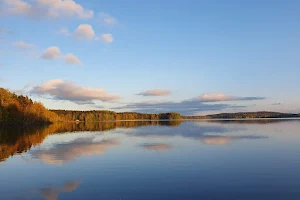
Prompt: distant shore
<box><xmin>183</xmin><ymin>111</ymin><xmax>300</xmax><ymax>120</ymax></box>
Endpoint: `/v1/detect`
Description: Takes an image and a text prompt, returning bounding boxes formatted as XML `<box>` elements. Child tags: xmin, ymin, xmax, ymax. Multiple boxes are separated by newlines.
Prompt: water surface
<box><xmin>1</xmin><ymin>119</ymin><xmax>300</xmax><ymax>200</ymax></box>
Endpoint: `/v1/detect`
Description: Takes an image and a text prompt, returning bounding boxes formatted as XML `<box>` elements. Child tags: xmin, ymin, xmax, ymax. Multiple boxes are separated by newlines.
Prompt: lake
<box><xmin>1</xmin><ymin>119</ymin><xmax>300</xmax><ymax>200</ymax></box>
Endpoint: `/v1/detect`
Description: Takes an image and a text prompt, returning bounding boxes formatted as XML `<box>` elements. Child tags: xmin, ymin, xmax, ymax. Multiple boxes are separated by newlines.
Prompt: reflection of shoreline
<box><xmin>44</xmin><ymin>120</ymin><xmax>182</xmax><ymax>134</ymax></box>
<box><xmin>185</xmin><ymin>118</ymin><xmax>300</xmax><ymax>124</ymax></box>
<box><xmin>0</xmin><ymin>118</ymin><xmax>278</xmax><ymax>162</ymax></box>
<box><xmin>0</xmin><ymin>121</ymin><xmax>181</xmax><ymax>162</ymax></box>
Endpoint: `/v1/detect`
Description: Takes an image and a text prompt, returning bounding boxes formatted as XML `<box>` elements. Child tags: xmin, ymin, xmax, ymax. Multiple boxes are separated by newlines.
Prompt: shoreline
<box><xmin>2</xmin><ymin>117</ymin><xmax>300</xmax><ymax>126</ymax></box>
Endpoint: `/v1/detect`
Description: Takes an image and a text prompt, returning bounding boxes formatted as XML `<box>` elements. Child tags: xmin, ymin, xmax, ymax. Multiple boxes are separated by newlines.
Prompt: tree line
<box><xmin>183</xmin><ymin>111</ymin><xmax>300</xmax><ymax>119</ymax></box>
<box><xmin>50</xmin><ymin>110</ymin><xmax>182</xmax><ymax>122</ymax></box>
<box><xmin>0</xmin><ymin>88</ymin><xmax>181</xmax><ymax>124</ymax></box>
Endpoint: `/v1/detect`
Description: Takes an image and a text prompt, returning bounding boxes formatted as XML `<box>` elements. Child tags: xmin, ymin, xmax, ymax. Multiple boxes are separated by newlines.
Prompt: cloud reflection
<box><xmin>40</xmin><ymin>181</ymin><xmax>81</xmax><ymax>200</ymax></box>
<box><xmin>198</xmin><ymin>135</ymin><xmax>267</xmax><ymax>145</ymax></box>
<box><xmin>18</xmin><ymin>181</ymin><xmax>81</xmax><ymax>200</ymax></box>
<box><xmin>199</xmin><ymin>136</ymin><xmax>232</xmax><ymax>145</ymax></box>
<box><xmin>125</xmin><ymin>122</ymin><xmax>242</xmax><ymax>139</ymax></box>
<box><xmin>124</xmin><ymin>122</ymin><xmax>268</xmax><ymax>146</ymax></box>
<box><xmin>141</xmin><ymin>143</ymin><xmax>172</xmax><ymax>151</ymax></box>
<box><xmin>30</xmin><ymin>137</ymin><xmax>119</xmax><ymax>165</ymax></box>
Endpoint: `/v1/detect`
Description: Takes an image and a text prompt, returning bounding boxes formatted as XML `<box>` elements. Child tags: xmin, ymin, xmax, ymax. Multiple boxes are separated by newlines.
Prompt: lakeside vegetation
<box><xmin>50</xmin><ymin>110</ymin><xmax>182</xmax><ymax>122</ymax></box>
<box><xmin>0</xmin><ymin>88</ymin><xmax>57</xmax><ymax>124</ymax></box>
<box><xmin>1</xmin><ymin>88</ymin><xmax>300</xmax><ymax>125</ymax></box>
<box><xmin>0</xmin><ymin>88</ymin><xmax>182</xmax><ymax>124</ymax></box>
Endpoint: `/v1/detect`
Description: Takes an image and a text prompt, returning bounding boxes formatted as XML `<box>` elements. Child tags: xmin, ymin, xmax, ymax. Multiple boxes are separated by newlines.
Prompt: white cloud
<box><xmin>137</xmin><ymin>89</ymin><xmax>171</xmax><ymax>97</ymax></box>
<box><xmin>13</xmin><ymin>41</ymin><xmax>36</xmax><ymax>50</ymax></box>
<box><xmin>100</xmin><ymin>33</ymin><xmax>114</xmax><ymax>43</ymax></box>
<box><xmin>63</xmin><ymin>53</ymin><xmax>81</xmax><ymax>64</ymax></box>
<box><xmin>74</xmin><ymin>24</ymin><xmax>95</xmax><ymax>40</ymax></box>
<box><xmin>2</xmin><ymin>0</ymin><xmax>31</xmax><ymax>16</ymax></box>
<box><xmin>2</xmin><ymin>0</ymin><xmax>94</xmax><ymax>19</ymax></box>
<box><xmin>198</xmin><ymin>93</ymin><xmax>230</xmax><ymax>102</ymax></box>
<box><xmin>41</xmin><ymin>46</ymin><xmax>61</xmax><ymax>60</ymax></box>
<box><xmin>30</xmin><ymin>79</ymin><xmax>120</xmax><ymax>104</ymax></box>
<box><xmin>100</xmin><ymin>12</ymin><xmax>118</xmax><ymax>25</ymax></box>
<box><xmin>113</xmin><ymin>93</ymin><xmax>265</xmax><ymax>115</ymax></box>
<box><xmin>41</xmin><ymin>46</ymin><xmax>81</xmax><ymax>65</ymax></box>
<box><xmin>58</xmin><ymin>24</ymin><xmax>114</xmax><ymax>43</ymax></box>
<box><xmin>197</xmin><ymin>93</ymin><xmax>265</xmax><ymax>102</ymax></box>
<box><xmin>113</xmin><ymin>99</ymin><xmax>234</xmax><ymax>115</ymax></box>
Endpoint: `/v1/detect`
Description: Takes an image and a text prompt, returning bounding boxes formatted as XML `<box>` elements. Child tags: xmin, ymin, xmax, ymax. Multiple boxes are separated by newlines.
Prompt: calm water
<box><xmin>1</xmin><ymin>119</ymin><xmax>300</xmax><ymax>200</ymax></box>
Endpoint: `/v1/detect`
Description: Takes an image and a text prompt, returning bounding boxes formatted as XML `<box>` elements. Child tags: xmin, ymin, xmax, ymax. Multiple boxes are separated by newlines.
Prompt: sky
<box><xmin>0</xmin><ymin>0</ymin><xmax>300</xmax><ymax>115</ymax></box>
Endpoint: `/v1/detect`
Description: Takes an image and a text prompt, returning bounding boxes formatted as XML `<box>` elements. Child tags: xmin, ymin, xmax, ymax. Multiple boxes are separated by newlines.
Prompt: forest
<box><xmin>0</xmin><ymin>88</ymin><xmax>181</xmax><ymax>124</ymax></box>
<box><xmin>50</xmin><ymin>110</ymin><xmax>182</xmax><ymax>122</ymax></box>
<box><xmin>0</xmin><ymin>88</ymin><xmax>58</xmax><ymax>124</ymax></box>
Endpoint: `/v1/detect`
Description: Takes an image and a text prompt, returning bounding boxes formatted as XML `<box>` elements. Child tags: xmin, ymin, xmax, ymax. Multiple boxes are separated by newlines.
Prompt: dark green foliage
<box><xmin>159</xmin><ymin>112</ymin><xmax>182</xmax><ymax>120</ymax></box>
<box><xmin>116</xmin><ymin>112</ymin><xmax>160</xmax><ymax>120</ymax></box>
<box><xmin>51</xmin><ymin>110</ymin><xmax>117</xmax><ymax>122</ymax></box>
<box><xmin>208</xmin><ymin>111</ymin><xmax>299</xmax><ymax>119</ymax></box>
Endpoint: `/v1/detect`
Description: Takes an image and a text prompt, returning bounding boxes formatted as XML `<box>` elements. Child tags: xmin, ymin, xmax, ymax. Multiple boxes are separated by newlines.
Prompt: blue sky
<box><xmin>0</xmin><ymin>0</ymin><xmax>300</xmax><ymax>115</ymax></box>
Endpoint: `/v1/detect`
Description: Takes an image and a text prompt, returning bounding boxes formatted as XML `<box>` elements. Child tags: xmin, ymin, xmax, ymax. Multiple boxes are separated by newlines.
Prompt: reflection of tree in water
<box><xmin>0</xmin><ymin>125</ymin><xmax>50</xmax><ymax>162</ymax></box>
<box><xmin>0</xmin><ymin>120</ymin><xmax>182</xmax><ymax>162</ymax></box>
<box><xmin>159</xmin><ymin>120</ymin><xmax>182</xmax><ymax>126</ymax></box>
